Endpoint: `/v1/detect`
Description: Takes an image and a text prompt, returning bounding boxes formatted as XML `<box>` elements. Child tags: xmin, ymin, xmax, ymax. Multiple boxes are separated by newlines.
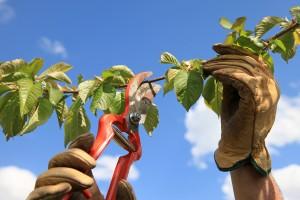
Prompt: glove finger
<box><xmin>26</xmin><ymin>182</ymin><xmax>71</xmax><ymax>200</ymax></box>
<box><xmin>204</xmin><ymin>58</ymin><xmax>258</xmax><ymax>77</ymax></box>
<box><xmin>48</xmin><ymin>148</ymin><xmax>96</xmax><ymax>172</ymax></box>
<box><xmin>116</xmin><ymin>179</ymin><xmax>137</xmax><ymax>200</ymax></box>
<box><xmin>210</xmin><ymin>66</ymin><xmax>256</xmax><ymax>97</ymax></box>
<box><xmin>211</xmin><ymin>44</ymin><xmax>273</xmax><ymax>76</ymax></box>
<box><xmin>35</xmin><ymin>167</ymin><xmax>94</xmax><ymax>191</ymax></box>
<box><xmin>68</xmin><ymin>133</ymin><xmax>94</xmax><ymax>152</ymax></box>
<box><xmin>213</xmin><ymin>43</ymin><xmax>258</xmax><ymax>57</ymax></box>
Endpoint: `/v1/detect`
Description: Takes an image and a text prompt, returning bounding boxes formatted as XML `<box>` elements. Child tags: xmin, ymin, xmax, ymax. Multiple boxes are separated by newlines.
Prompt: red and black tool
<box><xmin>63</xmin><ymin>72</ymin><xmax>160</xmax><ymax>200</ymax></box>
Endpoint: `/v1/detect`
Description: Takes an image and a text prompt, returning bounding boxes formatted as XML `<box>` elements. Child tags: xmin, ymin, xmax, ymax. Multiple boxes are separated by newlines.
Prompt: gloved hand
<box><xmin>26</xmin><ymin>133</ymin><xmax>104</xmax><ymax>200</ymax></box>
<box><xmin>203</xmin><ymin>44</ymin><xmax>280</xmax><ymax>176</ymax></box>
<box><xmin>26</xmin><ymin>133</ymin><xmax>138</xmax><ymax>200</ymax></box>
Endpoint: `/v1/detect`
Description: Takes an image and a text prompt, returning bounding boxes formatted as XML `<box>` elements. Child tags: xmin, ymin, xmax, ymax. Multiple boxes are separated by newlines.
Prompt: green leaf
<box><xmin>272</xmin><ymin>39</ymin><xmax>287</xmax><ymax>53</ymax></box>
<box><xmin>0</xmin><ymin>92</ymin><xmax>14</xmax><ymax>113</ymax></box>
<box><xmin>39</xmin><ymin>62</ymin><xmax>72</xmax><ymax>84</ymax></box>
<box><xmin>174</xmin><ymin>70</ymin><xmax>203</xmax><ymax>111</ymax></box>
<box><xmin>290</xmin><ymin>6</ymin><xmax>300</xmax><ymax>22</ymax></box>
<box><xmin>231</xmin><ymin>17</ymin><xmax>246</xmax><ymax>33</ymax></box>
<box><xmin>160</xmin><ymin>52</ymin><xmax>180</xmax><ymax>66</ymax></box>
<box><xmin>108</xmin><ymin>91</ymin><xmax>125</xmax><ymax>114</ymax></box>
<box><xmin>202</xmin><ymin>77</ymin><xmax>215</xmax><ymax>103</ymax></box>
<box><xmin>78</xmin><ymin>80</ymin><xmax>96</xmax><ymax>103</ymax></box>
<box><xmin>235</xmin><ymin>36</ymin><xmax>263</xmax><ymax>54</ymax></box>
<box><xmin>64</xmin><ymin>98</ymin><xmax>90</xmax><ymax>146</ymax></box>
<box><xmin>21</xmin><ymin>98</ymin><xmax>53</xmax><ymax>134</ymax></box>
<box><xmin>1</xmin><ymin>72</ymin><xmax>31</xmax><ymax>82</ymax></box>
<box><xmin>166</xmin><ymin>68</ymin><xmax>180</xmax><ymax>82</ymax></box>
<box><xmin>47</xmin><ymin>71</ymin><xmax>72</xmax><ymax>84</ymax></box>
<box><xmin>55</xmin><ymin>96</ymin><xmax>69</xmax><ymax>128</ymax></box>
<box><xmin>0</xmin><ymin>59</ymin><xmax>31</xmax><ymax>82</ymax></box>
<box><xmin>0</xmin><ymin>84</ymin><xmax>11</xmax><ymax>96</ymax></box>
<box><xmin>272</xmin><ymin>31</ymin><xmax>296</xmax><ymax>62</ymax></box>
<box><xmin>163</xmin><ymin>80</ymin><xmax>174</xmax><ymax>95</ymax></box>
<box><xmin>143</xmin><ymin>104</ymin><xmax>159</xmax><ymax>136</ymax></box>
<box><xmin>219</xmin><ymin>17</ymin><xmax>233</xmax><ymax>30</ymax></box>
<box><xmin>102</xmin><ymin>65</ymin><xmax>134</xmax><ymax>85</ymax></box>
<box><xmin>224</xmin><ymin>32</ymin><xmax>237</xmax><ymax>45</ymax></box>
<box><xmin>48</xmin><ymin>84</ymin><xmax>64</xmax><ymax>105</ymax></box>
<box><xmin>204</xmin><ymin>78</ymin><xmax>223</xmax><ymax>116</ymax></box>
<box><xmin>18</xmin><ymin>58</ymin><xmax>44</xmax><ymax>76</ymax></box>
<box><xmin>39</xmin><ymin>62</ymin><xmax>72</xmax><ymax>77</ymax></box>
<box><xmin>255</xmin><ymin>16</ymin><xmax>285</xmax><ymax>38</ymax></box>
<box><xmin>90</xmin><ymin>86</ymin><xmax>102</xmax><ymax>114</ymax></box>
<box><xmin>260</xmin><ymin>52</ymin><xmax>274</xmax><ymax>73</ymax></box>
<box><xmin>181</xmin><ymin>59</ymin><xmax>204</xmax><ymax>72</ymax></box>
<box><xmin>0</xmin><ymin>59</ymin><xmax>26</xmax><ymax>78</ymax></box>
<box><xmin>17</xmin><ymin>79</ymin><xmax>43</xmax><ymax>116</ymax></box>
<box><xmin>77</xmin><ymin>74</ymin><xmax>84</xmax><ymax>84</ymax></box>
<box><xmin>0</xmin><ymin>92</ymin><xmax>25</xmax><ymax>138</ymax></box>
<box><xmin>90</xmin><ymin>84</ymin><xmax>116</xmax><ymax>114</ymax></box>
<box><xmin>163</xmin><ymin>67</ymin><xmax>180</xmax><ymax>95</ymax></box>
<box><xmin>293</xmin><ymin>29</ymin><xmax>300</xmax><ymax>46</ymax></box>
<box><xmin>109</xmin><ymin>65</ymin><xmax>134</xmax><ymax>79</ymax></box>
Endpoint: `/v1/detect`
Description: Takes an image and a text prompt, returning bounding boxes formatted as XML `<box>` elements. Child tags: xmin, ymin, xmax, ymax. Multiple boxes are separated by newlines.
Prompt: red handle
<box><xmin>62</xmin><ymin>114</ymin><xmax>123</xmax><ymax>200</ymax></box>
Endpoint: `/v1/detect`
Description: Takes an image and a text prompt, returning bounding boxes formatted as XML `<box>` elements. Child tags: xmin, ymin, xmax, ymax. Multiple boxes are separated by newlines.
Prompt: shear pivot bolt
<box><xmin>129</xmin><ymin>113</ymin><xmax>141</xmax><ymax>125</ymax></box>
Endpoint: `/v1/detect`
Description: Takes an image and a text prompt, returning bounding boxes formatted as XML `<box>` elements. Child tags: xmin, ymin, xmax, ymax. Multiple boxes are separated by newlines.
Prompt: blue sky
<box><xmin>1</xmin><ymin>0</ymin><xmax>300</xmax><ymax>199</ymax></box>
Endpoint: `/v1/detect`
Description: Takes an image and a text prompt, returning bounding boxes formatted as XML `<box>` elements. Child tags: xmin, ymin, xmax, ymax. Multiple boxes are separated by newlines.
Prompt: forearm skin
<box><xmin>230</xmin><ymin>164</ymin><xmax>283</xmax><ymax>200</ymax></box>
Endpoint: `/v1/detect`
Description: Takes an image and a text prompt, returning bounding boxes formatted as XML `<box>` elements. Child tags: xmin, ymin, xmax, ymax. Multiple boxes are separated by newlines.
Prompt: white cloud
<box><xmin>267</xmin><ymin>95</ymin><xmax>300</xmax><ymax>148</ymax></box>
<box><xmin>222</xmin><ymin>164</ymin><xmax>300</xmax><ymax>200</ymax></box>
<box><xmin>39</xmin><ymin>37</ymin><xmax>68</xmax><ymax>58</ymax></box>
<box><xmin>0</xmin><ymin>166</ymin><xmax>36</xmax><ymax>200</ymax></box>
<box><xmin>184</xmin><ymin>98</ymin><xmax>220</xmax><ymax>169</ymax></box>
<box><xmin>222</xmin><ymin>175</ymin><xmax>234</xmax><ymax>200</ymax></box>
<box><xmin>273</xmin><ymin>164</ymin><xmax>300</xmax><ymax>200</ymax></box>
<box><xmin>0</xmin><ymin>0</ymin><xmax>15</xmax><ymax>23</ymax></box>
<box><xmin>93</xmin><ymin>155</ymin><xmax>140</xmax><ymax>181</ymax></box>
<box><xmin>184</xmin><ymin>95</ymin><xmax>300</xmax><ymax>169</ymax></box>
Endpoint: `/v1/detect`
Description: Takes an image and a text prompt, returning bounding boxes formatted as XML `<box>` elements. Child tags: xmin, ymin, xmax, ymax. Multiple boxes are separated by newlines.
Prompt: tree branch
<box><xmin>267</xmin><ymin>21</ymin><xmax>299</xmax><ymax>42</ymax></box>
<box><xmin>263</xmin><ymin>20</ymin><xmax>300</xmax><ymax>49</ymax></box>
<box><xmin>61</xmin><ymin>76</ymin><xmax>166</xmax><ymax>94</ymax></box>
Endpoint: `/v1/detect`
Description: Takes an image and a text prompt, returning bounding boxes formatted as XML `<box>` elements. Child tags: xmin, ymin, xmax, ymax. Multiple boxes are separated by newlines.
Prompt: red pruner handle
<box><xmin>62</xmin><ymin>114</ymin><xmax>123</xmax><ymax>200</ymax></box>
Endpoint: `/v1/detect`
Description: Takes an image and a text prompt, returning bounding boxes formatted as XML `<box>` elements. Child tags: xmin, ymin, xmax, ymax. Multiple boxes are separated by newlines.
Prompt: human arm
<box><xmin>231</xmin><ymin>164</ymin><xmax>283</xmax><ymax>200</ymax></box>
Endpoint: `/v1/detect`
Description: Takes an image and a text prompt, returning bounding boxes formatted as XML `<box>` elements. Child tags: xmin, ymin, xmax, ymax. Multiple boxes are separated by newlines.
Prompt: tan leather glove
<box><xmin>26</xmin><ymin>133</ymin><xmax>137</xmax><ymax>200</ymax></box>
<box><xmin>203</xmin><ymin>44</ymin><xmax>280</xmax><ymax>176</ymax></box>
<box><xmin>26</xmin><ymin>133</ymin><xmax>104</xmax><ymax>200</ymax></box>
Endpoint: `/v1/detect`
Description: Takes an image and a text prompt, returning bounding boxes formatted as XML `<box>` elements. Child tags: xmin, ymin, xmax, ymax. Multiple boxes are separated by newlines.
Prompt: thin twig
<box><xmin>263</xmin><ymin>20</ymin><xmax>300</xmax><ymax>49</ymax></box>
<box><xmin>267</xmin><ymin>21</ymin><xmax>299</xmax><ymax>42</ymax></box>
<box><xmin>60</xmin><ymin>89</ymin><xmax>79</xmax><ymax>94</ymax></box>
<box><xmin>61</xmin><ymin>76</ymin><xmax>166</xmax><ymax>94</ymax></box>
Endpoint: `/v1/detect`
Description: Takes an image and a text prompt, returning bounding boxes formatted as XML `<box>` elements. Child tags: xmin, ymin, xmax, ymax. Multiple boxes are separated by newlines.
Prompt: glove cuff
<box><xmin>250</xmin><ymin>142</ymin><xmax>271</xmax><ymax>176</ymax></box>
<box><xmin>214</xmin><ymin>145</ymin><xmax>271</xmax><ymax>176</ymax></box>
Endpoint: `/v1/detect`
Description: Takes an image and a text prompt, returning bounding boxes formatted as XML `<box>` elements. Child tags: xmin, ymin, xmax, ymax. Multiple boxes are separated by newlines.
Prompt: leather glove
<box><xmin>203</xmin><ymin>44</ymin><xmax>280</xmax><ymax>176</ymax></box>
<box><xmin>26</xmin><ymin>133</ymin><xmax>104</xmax><ymax>200</ymax></box>
<box><xmin>26</xmin><ymin>133</ymin><xmax>137</xmax><ymax>200</ymax></box>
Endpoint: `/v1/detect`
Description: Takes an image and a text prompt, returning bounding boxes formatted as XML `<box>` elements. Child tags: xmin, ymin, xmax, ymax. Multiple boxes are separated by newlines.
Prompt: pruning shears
<box><xmin>63</xmin><ymin>72</ymin><xmax>160</xmax><ymax>200</ymax></box>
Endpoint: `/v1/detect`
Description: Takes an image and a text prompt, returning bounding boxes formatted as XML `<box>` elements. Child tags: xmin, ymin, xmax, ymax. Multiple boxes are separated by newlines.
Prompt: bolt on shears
<box><xmin>63</xmin><ymin>71</ymin><xmax>161</xmax><ymax>200</ymax></box>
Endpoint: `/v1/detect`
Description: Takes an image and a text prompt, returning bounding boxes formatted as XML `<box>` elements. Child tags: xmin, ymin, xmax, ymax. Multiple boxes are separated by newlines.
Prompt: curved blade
<box><xmin>134</xmin><ymin>83</ymin><xmax>161</xmax><ymax>124</ymax></box>
<box><xmin>124</xmin><ymin>72</ymin><xmax>161</xmax><ymax>129</ymax></box>
<box><xmin>124</xmin><ymin>72</ymin><xmax>153</xmax><ymax>116</ymax></box>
